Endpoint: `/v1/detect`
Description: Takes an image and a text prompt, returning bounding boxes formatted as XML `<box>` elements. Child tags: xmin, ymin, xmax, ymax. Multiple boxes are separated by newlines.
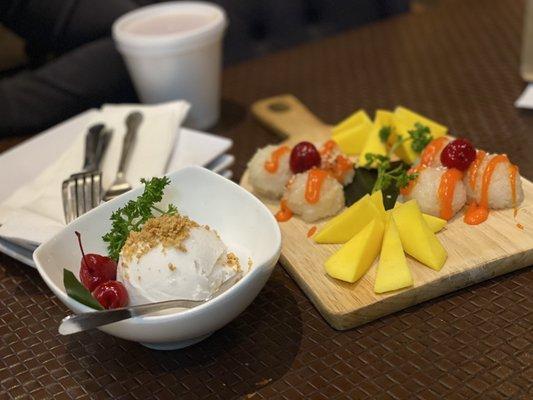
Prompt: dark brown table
<box><xmin>1</xmin><ymin>0</ymin><xmax>532</xmax><ymax>398</ymax></box>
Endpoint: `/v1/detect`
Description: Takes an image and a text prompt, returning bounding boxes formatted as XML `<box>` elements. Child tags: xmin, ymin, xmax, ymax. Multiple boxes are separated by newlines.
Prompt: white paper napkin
<box><xmin>0</xmin><ymin>100</ymin><xmax>189</xmax><ymax>246</ymax></box>
<box><xmin>515</xmin><ymin>84</ymin><xmax>533</xmax><ymax>108</ymax></box>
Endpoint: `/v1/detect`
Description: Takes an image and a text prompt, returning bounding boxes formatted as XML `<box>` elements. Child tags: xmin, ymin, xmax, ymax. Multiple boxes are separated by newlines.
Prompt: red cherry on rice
<box><xmin>92</xmin><ymin>280</ymin><xmax>129</xmax><ymax>309</ymax></box>
<box><xmin>76</xmin><ymin>231</ymin><xmax>117</xmax><ymax>292</ymax></box>
<box><xmin>290</xmin><ymin>141</ymin><xmax>321</xmax><ymax>173</ymax></box>
<box><xmin>440</xmin><ymin>138</ymin><xmax>476</xmax><ymax>171</ymax></box>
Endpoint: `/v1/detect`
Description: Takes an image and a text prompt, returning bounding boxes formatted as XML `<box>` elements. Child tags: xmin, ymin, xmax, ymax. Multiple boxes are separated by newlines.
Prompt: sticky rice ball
<box><xmin>403</xmin><ymin>166</ymin><xmax>466</xmax><ymax>218</ymax></box>
<box><xmin>317</xmin><ymin>140</ymin><xmax>355</xmax><ymax>186</ymax></box>
<box><xmin>283</xmin><ymin>170</ymin><xmax>344</xmax><ymax>222</ymax></box>
<box><xmin>465</xmin><ymin>153</ymin><xmax>524</xmax><ymax>209</ymax></box>
<box><xmin>247</xmin><ymin>145</ymin><xmax>292</xmax><ymax>199</ymax></box>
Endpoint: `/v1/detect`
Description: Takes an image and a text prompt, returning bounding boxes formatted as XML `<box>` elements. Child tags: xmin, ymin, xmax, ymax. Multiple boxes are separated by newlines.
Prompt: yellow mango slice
<box><xmin>369</xmin><ymin>190</ymin><xmax>386</xmax><ymax>219</ymax></box>
<box><xmin>333</xmin><ymin>119</ymin><xmax>373</xmax><ymax>155</ymax></box>
<box><xmin>359</xmin><ymin>125</ymin><xmax>387</xmax><ymax>167</ymax></box>
<box><xmin>392</xmin><ymin>200</ymin><xmax>447</xmax><ymax>271</ymax></box>
<box><xmin>394</xmin><ymin>106</ymin><xmax>448</xmax><ymax>137</ymax></box>
<box><xmin>332</xmin><ymin>109</ymin><xmax>371</xmax><ymax>136</ymax></box>
<box><xmin>313</xmin><ymin>194</ymin><xmax>381</xmax><ymax>244</ymax></box>
<box><xmin>392</xmin><ymin>106</ymin><xmax>447</xmax><ymax>164</ymax></box>
<box><xmin>374</xmin><ymin>215</ymin><xmax>413</xmax><ymax>293</ymax></box>
<box><xmin>325</xmin><ymin>219</ymin><xmax>385</xmax><ymax>283</ymax></box>
<box><xmin>374</xmin><ymin>109</ymin><xmax>394</xmax><ymax>126</ymax></box>
<box><xmin>393</xmin><ymin>202</ymin><xmax>446</xmax><ymax>233</ymax></box>
<box><xmin>358</xmin><ymin>110</ymin><xmax>394</xmax><ymax>168</ymax></box>
<box><xmin>422</xmin><ymin>214</ymin><xmax>447</xmax><ymax>233</ymax></box>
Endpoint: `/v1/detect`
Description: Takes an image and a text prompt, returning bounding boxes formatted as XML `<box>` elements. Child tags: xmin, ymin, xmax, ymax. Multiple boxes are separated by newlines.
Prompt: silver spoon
<box><xmin>59</xmin><ymin>273</ymin><xmax>242</xmax><ymax>335</ymax></box>
<box><xmin>103</xmin><ymin>111</ymin><xmax>143</xmax><ymax>201</ymax></box>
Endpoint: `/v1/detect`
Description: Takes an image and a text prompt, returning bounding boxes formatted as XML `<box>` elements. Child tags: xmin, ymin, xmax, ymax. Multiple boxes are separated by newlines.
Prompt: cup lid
<box><xmin>113</xmin><ymin>1</ymin><xmax>227</xmax><ymax>53</ymax></box>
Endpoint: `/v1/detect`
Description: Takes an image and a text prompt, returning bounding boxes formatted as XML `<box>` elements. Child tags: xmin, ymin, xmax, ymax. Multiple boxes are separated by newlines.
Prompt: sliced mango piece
<box><xmin>422</xmin><ymin>214</ymin><xmax>447</xmax><ymax>233</ymax></box>
<box><xmin>392</xmin><ymin>106</ymin><xmax>447</xmax><ymax>164</ymax></box>
<box><xmin>325</xmin><ymin>219</ymin><xmax>385</xmax><ymax>283</ymax></box>
<box><xmin>333</xmin><ymin>119</ymin><xmax>373</xmax><ymax>155</ymax></box>
<box><xmin>313</xmin><ymin>194</ymin><xmax>381</xmax><ymax>244</ymax></box>
<box><xmin>392</xmin><ymin>200</ymin><xmax>447</xmax><ymax>271</ymax></box>
<box><xmin>332</xmin><ymin>109</ymin><xmax>371</xmax><ymax>136</ymax></box>
<box><xmin>393</xmin><ymin>202</ymin><xmax>446</xmax><ymax>233</ymax></box>
<box><xmin>359</xmin><ymin>125</ymin><xmax>387</xmax><ymax>167</ymax></box>
<box><xmin>374</xmin><ymin>215</ymin><xmax>413</xmax><ymax>293</ymax></box>
<box><xmin>359</xmin><ymin>110</ymin><xmax>394</xmax><ymax>168</ymax></box>
<box><xmin>394</xmin><ymin>106</ymin><xmax>448</xmax><ymax>137</ymax></box>
<box><xmin>374</xmin><ymin>109</ymin><xmax>394</xmax><ymax>126</ymax></box>
<box><xmin>369</xmin><ymin>190</ymin><xmax>386</xmax><ymax>219</ymax></box>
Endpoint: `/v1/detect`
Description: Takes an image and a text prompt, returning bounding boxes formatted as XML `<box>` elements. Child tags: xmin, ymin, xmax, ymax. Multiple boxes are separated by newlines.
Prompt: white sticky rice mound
<box><xmin>404</xmin><ymin>166</ymin><xmax>466</xmax><ymax>218</ymax></box>
<box><xmin>316</xmin><ymin>140</ymin><xmax>355</xmax><ymax>186</ymax></box>
<box><xmin>247</xmin><ymin>145</ymin><xmax>292</xmax><ymax>199</ymax></box>
<box><xmin>465</xmin><ymin>154</ymin><xmax>524</xmax><ymax>209</ymax></box>
<box><xmin>283</xmin><ymin>171</ymin><xmax>344</xmax><ymax>222</ymax></box>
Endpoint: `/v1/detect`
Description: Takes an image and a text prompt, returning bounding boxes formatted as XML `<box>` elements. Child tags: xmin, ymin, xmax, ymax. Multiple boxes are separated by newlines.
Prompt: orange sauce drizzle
<box><xmin>305</xmin><ymin>169</ymin><xmax>329</xmax><ymax>204</ymax></box>
<box><xmin>331</xmin><ymin>155</ymin><xmax>353</xmax><ymax>182</ymax></box>
<box><xmin>420</xmin><ymin>137</ymin><xmax>448</xmax><ymax>166</ymax></box>
<box><xmin>275</xmin><ymin>199</ymin><xmax>293</xmax><ymax>222</ymax></box>
<box><xmin>438</xmin><ymin>168</ymin><xmax>464</xmax><ymax>220</ymax></box>
<box><xmin>307</xmin><ymin>226</ymin><xmax>317</xmax><ymax>238</ymax></box>
<box><xmin>467</xmin><ymin>150</ymin><xmax>486</xmax><ymax>190</ymax></box>
<box><xmin>320</xmin><ymin>140</ymin><xmax>337</xmax><ymax>157</ymax></box>
<box><xmin>264</xmin><ymin>146</ymin><xmax>290</xmax><ymax>173</ymax></box>
<box><xmin>464</xmin><ymin>154</ymin><xmax>509</xmax><ymax>225</ymax></box>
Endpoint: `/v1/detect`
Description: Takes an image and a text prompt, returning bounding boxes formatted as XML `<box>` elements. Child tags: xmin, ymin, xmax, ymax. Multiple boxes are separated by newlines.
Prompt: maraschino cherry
<box><xmin>440</xmin><ymin>138</ymin><xmax>476</xmax><ymax>171</ymax></box>
<box><xmin>92</xmin><ymin>281</ymin><xmax>128</xmax><ymax>309</ymax></box>
<box><xmin>290</xmin><ymin>141</ymin><xmax>321</xmax><ymax>173</ymax></box>
<box><xmin>76</xmin><ymin>231</ymin><xmax>117</xmax><ymax>292</ymax></box>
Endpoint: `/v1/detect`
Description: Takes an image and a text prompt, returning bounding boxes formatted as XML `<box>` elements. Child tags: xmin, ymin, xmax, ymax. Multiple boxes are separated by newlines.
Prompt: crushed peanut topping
<box><xmin>121</xmin><ymin>214</ymin><xmax>198</xmax><ymax>262</ymax></box>
<box><xmin>226</xmin><ymin>252</ymin><xmax>241</xmax><ymax>271</ymax></box>
<box><xmin>168</xmin><ymin>263</ymin><xmax>176</xmax><ymax>271</ymax></box>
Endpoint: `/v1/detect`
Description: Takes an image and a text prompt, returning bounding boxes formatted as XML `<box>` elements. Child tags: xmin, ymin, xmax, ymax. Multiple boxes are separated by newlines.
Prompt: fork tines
<box><xmin>62</xmin><ymin>172</ymin><xmax>102</xmax><ymax>224</ymax></box>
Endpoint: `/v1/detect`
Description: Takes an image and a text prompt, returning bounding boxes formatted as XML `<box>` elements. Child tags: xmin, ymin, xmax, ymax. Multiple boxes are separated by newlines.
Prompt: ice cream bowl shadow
<box><xmin>34</xmin><ymin>166</ymin><xmax>281</xmax><ymax>350</ymax></box>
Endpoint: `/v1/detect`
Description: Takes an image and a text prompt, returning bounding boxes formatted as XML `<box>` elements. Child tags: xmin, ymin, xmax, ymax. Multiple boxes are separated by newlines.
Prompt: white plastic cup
<box><xmin>113</xmin><ymin>2</ymin><xmax>227</xmax><ymax>129</ymax></box>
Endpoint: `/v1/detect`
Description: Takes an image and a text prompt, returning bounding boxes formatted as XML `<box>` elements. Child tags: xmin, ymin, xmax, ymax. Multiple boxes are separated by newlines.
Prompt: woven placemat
<box><xmin>1</xmin><ymin>0</ymin><xmax>532</xmax><ymax>398</ymax></box>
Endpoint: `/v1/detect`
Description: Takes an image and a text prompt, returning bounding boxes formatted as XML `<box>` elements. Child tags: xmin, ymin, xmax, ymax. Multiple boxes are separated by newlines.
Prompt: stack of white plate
<box><xmin>0</xmin><ymin>109</ymin><xmax>234</xmax><ymax>267</ymax></box>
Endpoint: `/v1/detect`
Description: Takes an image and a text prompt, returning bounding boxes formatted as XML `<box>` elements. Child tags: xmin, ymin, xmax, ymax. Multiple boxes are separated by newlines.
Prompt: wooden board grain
<box><xmin>242</xmin><ymin>95</ymin><xmax>533</xmax><ymax>330</ymax></box>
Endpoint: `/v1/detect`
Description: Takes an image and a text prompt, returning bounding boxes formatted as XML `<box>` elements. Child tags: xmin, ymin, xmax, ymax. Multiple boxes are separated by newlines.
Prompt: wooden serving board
<box><xmin>241</xmin><ymin>94</ymin><xmax>533</xmax><ymax>330</ymax></box>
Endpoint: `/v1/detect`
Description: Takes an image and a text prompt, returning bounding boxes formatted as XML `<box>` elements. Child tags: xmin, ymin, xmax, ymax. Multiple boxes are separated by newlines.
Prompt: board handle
<box><xmin>251</xmin><ymin>94</ymin><xmax>331</xmax><ymax>143</ymax></box>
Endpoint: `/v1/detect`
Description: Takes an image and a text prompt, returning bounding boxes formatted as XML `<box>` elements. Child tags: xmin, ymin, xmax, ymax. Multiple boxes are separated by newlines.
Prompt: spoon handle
<box><xmin>117</xmin><ymin>112</ymin><xmax>142</xmax><ymax>177</ymax></box>
<box><xmin>58</xmin><ymin>299</ymin><xmax>204</xmax><ymax>335</ymax></box>
<box><xmin>58</xmin><ymin>273</ymin><xmax>242</xmax><ymax>335</ymax></box>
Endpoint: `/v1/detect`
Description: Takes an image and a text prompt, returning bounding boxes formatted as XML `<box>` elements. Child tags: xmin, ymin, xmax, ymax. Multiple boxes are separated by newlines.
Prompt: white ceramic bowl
<box><xmin>34</xmin><ymin>166</ymin><xmax>281</xmax><ymax>350</ymax></box>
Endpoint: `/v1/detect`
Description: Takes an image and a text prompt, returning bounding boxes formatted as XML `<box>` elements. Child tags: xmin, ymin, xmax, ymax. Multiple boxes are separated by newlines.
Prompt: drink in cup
<box><xmin>113</xmin><ymin>2</ymin><xmax>227</xmax><ymax>129</ymax></box>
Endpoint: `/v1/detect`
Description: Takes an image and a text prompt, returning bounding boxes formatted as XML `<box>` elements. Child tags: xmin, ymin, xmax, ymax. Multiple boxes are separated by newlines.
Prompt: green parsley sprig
<box><xmin>364</xmin><ymin>122</ymin><xmax>432</xmax><ymax>193</ymax></box>
<box><xmin>102</xmin><ymin>177</ymin><xmax>178</xmax><ymax>261</ymax></box>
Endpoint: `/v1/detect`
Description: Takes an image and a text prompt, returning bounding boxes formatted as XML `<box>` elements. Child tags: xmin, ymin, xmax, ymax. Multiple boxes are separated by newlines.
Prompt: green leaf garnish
<box><xmin>358</xmin><ymin>121</ymin><xmax>432</xmax><ymax>195</ymax></box>
<box><xmin>344</xmin><ymin>161</ymin><xmax>409</xmax><ymax>210</ymax></box>
<box><xmin>379</xmin><ymin>126</ymin><xmax>392</xmax><ymax>143</ymax></box>
<box><xmin>63</xmin><ymin>269</ymin><xmax>103</xmax><ymax>310</ymax></box>
<box><xmin>408</xmin><ymin>122</ymin><xmax>432</xmax><ymax>153</ymax></box>
<box><xmin>102</xmin><ymin>176</ymin><xmax>178</xmax><ymax>261</ymax></box>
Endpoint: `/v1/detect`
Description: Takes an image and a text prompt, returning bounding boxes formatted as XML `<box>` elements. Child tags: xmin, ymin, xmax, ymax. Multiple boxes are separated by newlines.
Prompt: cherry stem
<box><xmin>75</xmin><ymin>231</ymin><xmax>89</xmax><ymax>267</ymax></box>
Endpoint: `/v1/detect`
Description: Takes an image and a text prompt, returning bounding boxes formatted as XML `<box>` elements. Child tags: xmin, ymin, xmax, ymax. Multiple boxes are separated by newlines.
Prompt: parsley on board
<box><xmin>102</xmin><ymin>177</ymin><xmax>178</xmax><ymax>261</ymax></box>
<box><xmin>364</xmin><ymin>122</ymin><xmax>432</xmax><ymax>193</ymax></box>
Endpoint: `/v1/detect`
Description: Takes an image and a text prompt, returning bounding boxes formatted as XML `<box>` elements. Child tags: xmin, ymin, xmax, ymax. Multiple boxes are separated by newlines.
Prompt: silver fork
<box><xmin>62</xmin><ymin>125</ymin><xmax>111</xmax><ymax>224</ymax></box>
<box><xmin>103</xmin><ymin>111</ymin><xmax>143</xmax><ymax>201</ymax></box>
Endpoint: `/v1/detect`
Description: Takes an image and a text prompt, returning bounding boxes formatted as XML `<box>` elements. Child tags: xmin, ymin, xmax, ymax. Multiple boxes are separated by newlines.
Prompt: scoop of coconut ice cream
<box><xmin>117</xmin><ymin>215</ymin><xmax>239</xmax><ymax>305</ymax></box>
